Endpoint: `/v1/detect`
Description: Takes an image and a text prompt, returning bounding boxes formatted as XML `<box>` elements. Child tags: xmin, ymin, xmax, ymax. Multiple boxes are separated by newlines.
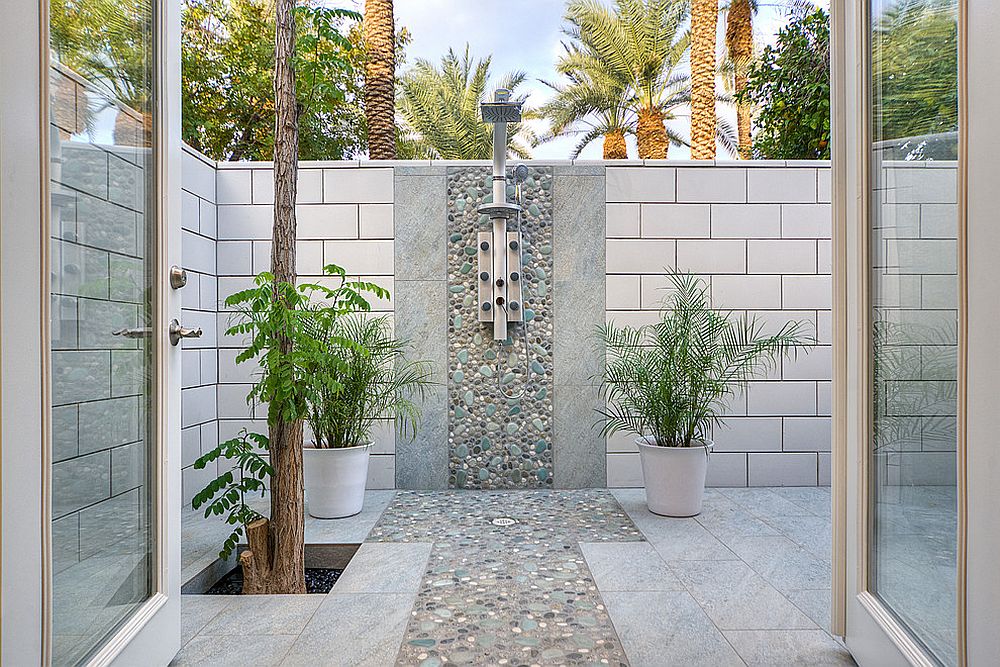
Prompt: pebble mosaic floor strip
<box><xmin>446</xmin><ymin>167</ymin><xmax>555</xmax><ymax>489</ymax></box>
<box><xmin>368</xmin><ymin>491</ymin><xmax>643</xmax><ymax>666</ymax></box>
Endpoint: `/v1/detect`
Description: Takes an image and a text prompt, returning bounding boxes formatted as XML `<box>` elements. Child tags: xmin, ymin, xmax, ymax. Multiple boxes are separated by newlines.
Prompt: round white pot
<box><xmin>303</xmin><ymin>443</ymin><xmax>372</xmax><ymax>519</ymax></box>
<box><xmin>636</xmin><ymin>437</ymin><xmax>713</xmax><ymax>517</ymax></box>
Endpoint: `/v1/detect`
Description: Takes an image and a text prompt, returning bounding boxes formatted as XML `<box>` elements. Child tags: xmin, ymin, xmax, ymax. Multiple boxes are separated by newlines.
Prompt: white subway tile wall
<box><xmin>605</xmin><ymin>164</ymin><xmax>833</xmax><ymax>487</ymax></box>
<box><xmin>180</xmin><ymin>156</ymin><xmax>840</xmax><ymax>491</ymax></box>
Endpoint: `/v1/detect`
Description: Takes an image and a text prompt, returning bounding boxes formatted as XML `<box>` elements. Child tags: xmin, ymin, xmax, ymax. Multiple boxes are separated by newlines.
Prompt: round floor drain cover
<box><xmin>491</xmin><ymin>517</ymin><xmax>517</xmax><ymax>527</ymax></box>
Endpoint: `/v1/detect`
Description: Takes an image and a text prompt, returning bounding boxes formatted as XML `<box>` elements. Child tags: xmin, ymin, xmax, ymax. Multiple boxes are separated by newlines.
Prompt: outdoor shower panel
<box><xmin>478</xmin><ymin>89</ymin><xmax>524</xmax><ymax>341</ymax></box>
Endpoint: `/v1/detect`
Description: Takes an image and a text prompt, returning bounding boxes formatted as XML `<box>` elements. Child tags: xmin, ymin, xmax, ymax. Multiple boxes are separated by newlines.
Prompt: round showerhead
<box><xmin>514</xmin><ymin>164</ymin><xmax>529</xmax><ymax>183</ymax></box>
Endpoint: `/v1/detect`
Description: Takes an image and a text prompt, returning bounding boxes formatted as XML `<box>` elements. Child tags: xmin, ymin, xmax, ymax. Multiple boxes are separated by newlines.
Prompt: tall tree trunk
<box><xmin>690</xmin><ymin>0</ymin><xmax>718</xmax><ymax>160</ymax></box>
<box><xmin>602</xmin><ymin>129</ymin><xmax>628</xmax><ymax>159</ymax></box>
<box><xmin>241</xmin><ymin>0</ymin><xmax>306</xmax><ymax>596</ymax></box>
<box><xmin>726</xmin><ymin>0</ymin><xmax>754</xmax><ymax>159</ymax></box>
<box><xmin>636</xmin><ymin>107</ymin><xmax>668</xmax><ymax>159</ymax></box>
<box><xmin>364</xmin><ymin>0</ymin><xmax>396</xmax><ymax>159</ymax></box>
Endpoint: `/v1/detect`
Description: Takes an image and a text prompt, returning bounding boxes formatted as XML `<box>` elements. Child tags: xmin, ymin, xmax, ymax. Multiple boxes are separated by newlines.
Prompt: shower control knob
<box><xmin>496</xmin><ymin>296</ymin><xmax>505</xmax><ymax>306</ymax></box>
<box><xmin>510</xmin><ymin>301</ymin><xmax>520</xmax><ymax>311</ymax></box>
<box><xmin>482</xmin><ymin>302</ymin><xmax>491</xmax><ymax>312</ymax></box>
<box><xmin>509</xmin><ymin>240</ymin><xmax>519</xmax><ymax>251</ymax></box>
<box><xmin>480</xmin><ymin>241</ymin><xmax>490</xmax><ymax>251</ymax></box>
<box><xmin>510</xmin><ymin>272</ymin><xmax>519</xmax><ymax>282</ymax></box>
<box><xmin>496</xmin><ymin>278</ymin><xmax>505</xmax><ymax>287</ymax></box>
<box><xmin>480</xmin><ymin>271</ymin><xmax>489</xmax><ymax>281</ymax></box>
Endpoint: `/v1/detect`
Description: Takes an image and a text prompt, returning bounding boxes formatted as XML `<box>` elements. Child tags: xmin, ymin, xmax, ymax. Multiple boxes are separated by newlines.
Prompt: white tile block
<box><xmin>783</xmin><ymin>346</ymin><xmax>832</xmax><ymax>380</ymax></box>
<box><xmin>880</xmin><ymin>166</ymin><xmax>957</xmax><ymax>204</ymax></box>
<box><xmin>218</xmin><ymin>205</ymin><xmax>273</xmax><ymax>240</ymax></box>
<box><xmin>200</xmin><ymin>349</ymin><xmax>218</xmax><ymax>386</ymax></box>
<box><xmin>748</xmin><ymin>168</ymin><xmax>817</xmax><ymax>203</ymax></box>
<box><xmin>181</xmin><ymin>349</ymin><xmax>201</xmax><ymax>389</ymax></box>
<box><xmin>606</xmin><ymin>310</ymin><xmax>661</xmax><ymax>328</ymax></box>
<box><xmin>711</xmin><ymin>204</ymin><xmax>781</xmax><ymax>238</ymax></box>
<box><xmin>182</xmin><ymin>190</ymin><xmax>200</xmax><ymax>232</ymax></box>
<box><xmin>218</xmin><ymin>348</ymin><xmax>257</xmax><ymax>384</ymax></box>
<box><xmin>747</xmin><ymin>240</ymin><xmax>817</xmax><ymax>274</ymax></box>
<box><xmin>781</xmin><ymin>204</ymin><xmax>831</xmax><ymax>238</ymax></box>
<box><xmin>606</xmin><ymin>167</ymin><xmax>675</xmax><ymax>202</ymax></box>
<box><xmin>324</xmin><ymin>168</ymin><xmax>393</xmax><ymax>203</ymax></box>
<box><xmin>641</xmin><ymin>204</ymin><xmax>711</xmax><ymax>238</ymax></box>
<box><xmin>606</xmin><ymin>203</ymin><xmax>640</xmax><ymax>237</ymax></box>
<box><xmin>711</xmin><ymin>275</ymin><xmax>781</xmax><ymax>309</ymax></box>
<box><xmin>676</xmin><ymin>168</ymin><xmax>746</xmax><ymax>203</ymax></box>
<box><xmin>817</xmin><ymin>169</ymin><xmax>831</xmax><ymax>203</ymax></box>
<box><xmin>748</xmin><ymin>452</ymin><xmax>818</xmax><ymax>486</ymax></box>
<box><xmin>639</xmin><ymin>275</ymin><xmax>671</xmax><ymax>310</ymax></box>
<box><xmin>297</xmin><ymin>204</ymin><xmax>359</xmax><ymax>239</ymax></box>
<box><xmin>816</xmin><ymin>381</ymin><xmax>831</xmax><ymax>416</ymax></box>
<box><xmin>181</xmin><ymin>384</ymin><xmax>217</xmax><ymax>428</ymax></box>
<box><xmin>747</xmin><ymin>381</ymin><xmax>817</xmax><ymax>416</ymax></box>
<box><xmin>606</xmin><ymin>452</ymin><xmax>643</xmax><ymax>487</ymax></box>
<box><xmin>818</xmin><ymin>453</ymin><xmax>831</xmax><ymax>485</ymax></box>
<box><xmin>199</xmin><ymin>199</ymin><xmax>217</xmax><ymax>238</ymax></box>
<box><xmin>367</xmin><ymin>455</ymin><xmax>395</xmax><ymax>489</ymax></box>
<box><xmin>706</xmin><ymin>452</ymin><xmax>748</xmax><ymax>487</ymax></box>
<box><xmin>251</xmin><ymin>168</ymin><xmax>324</xmax><ymax>204</ymax></box>
<box><xmin>217</xmin><ymin>277</ymin><xmax>256</xmax><ymax>311</ymax></box>
<box><xmin>676</xmin><ymin>239</ymin><xmax>746</xmax><ymax>274</ymax></box>
<box><xmin>217</xmin><ymin>241</ymin><xmax>252</xmax><ymax>275</ymax></box>
<box><xmin>217</xmin><ymin>383</ymin><xmax>253</xmax><ymax>419</ymax></box>
<box><xmin>817</xmin><ymin>240</ymin><xmax>832</xmax><ymax>274</ymax></box>
<box><xmin>182</xmin><ymin>153</ymin><xmax>216</xmax><ymax>201</ymax></box>
<box><xmin>816</xmin><ymin>311</ymin><xmax>832</xmax><ymax>345</ymax></box>
<box><xmin>360</xmin><ymin>204</ymin><xmax>394</xmax><ymax>238</ymax></box>
<box><xmin>324</xmin><ymin>240</ymin><xmax>394</xmax><ymax>275</ymax></box>
<box><xmin>181</xmin><ymin>229</ymin><xmax>216</xmax><ymax>275</ymax></box>
<box><xmin>606</xmin><ymin>275</ymin><xmax>640</xmax><ymax>310</ymax></box>
<box><xmin>216</xmin><ymin>169</ymin><xmax>253</xmax><ymax>204</ymax></box>
<box><xmin>713</xmin><ymin>417</ymin><xmax>783</xmax><ymax>453</ymax></box>
<box><xmin>250</xmin><ymin>241</ymin><xmax>325</xmax><ymax>276</ymax></box>
<box><xmin>782</xmin><ymin>417</ymin><xmax>831</xmax><ymax>452</ymax></box>
<box><xmin>782</xmin><ymin>275</ymin><xmax>831</xmax><ymax>309</ymax></box>
<box><xmin>199</xmin><ymin>276</ymin><xmax>218</xmax><ymax>312</ymax></box>
<box><xmin>921</xmin><ymin>275</ymin><xmax>957</xmax><ymax>309</ymax></box>
<box><xmin>920</xmin><ymin>203</ymin><xmax>957</xmax><ymax>238</ymax></box>
<box><xmin>606</xmin><ymin>431</ymin><xmax>638</xmax><ymax>454</ymax></box>
<box><xmin>606</xmin><ymin>239</ymin><xmax>675</xmax><ymax>274</ymax></box>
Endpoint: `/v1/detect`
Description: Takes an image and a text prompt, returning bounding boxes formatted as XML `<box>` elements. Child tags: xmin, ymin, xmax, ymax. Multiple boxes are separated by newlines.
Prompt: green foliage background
<box><xmin>181</xmin><ymin>0</ymin><xmax>364</xmax><ymax>161</ymax></box>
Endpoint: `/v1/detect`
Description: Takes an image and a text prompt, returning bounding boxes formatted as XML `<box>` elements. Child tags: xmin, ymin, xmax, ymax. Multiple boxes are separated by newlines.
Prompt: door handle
<box><xmin>112</xmin><ymin>327</ymin><xmax>153</xmax><ymax>339</ymax></box>
<box><xmin>169</xmin><ymin>319</ymin><xmax>203</xmax><ymax>346</ymax></box>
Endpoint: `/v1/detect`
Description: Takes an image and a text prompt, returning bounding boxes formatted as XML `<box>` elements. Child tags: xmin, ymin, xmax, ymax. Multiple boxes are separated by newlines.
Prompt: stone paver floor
<box><xmin>174</xmin><ymin>487</ymin><xmax>854</xmax><ymax>666</ymax></box>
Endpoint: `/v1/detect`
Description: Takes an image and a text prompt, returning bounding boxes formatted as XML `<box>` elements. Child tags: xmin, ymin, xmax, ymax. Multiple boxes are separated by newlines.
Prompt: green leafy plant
<box><xmin>192</xmin><ymin>264</ymin><xmax>386</xmax><ymax>558</ymax></box>
<box><xmin>306</xmin><ymin>315</ymin><xmax>433</xmax><ymax>449</ymax></box>
<box><xmin>192</xmin><ymin>430</ymin><xmax>273</xmax><ymax>559</ymax></box>
<box><xmin>739</xmin><ymin>7</ymin><xmax>830</xmax><ymax>159</ymax></box>
<box><xmin>599</xmin><ymin>272</ymin><xmax>810</xmax><ymax>447</ymax></box>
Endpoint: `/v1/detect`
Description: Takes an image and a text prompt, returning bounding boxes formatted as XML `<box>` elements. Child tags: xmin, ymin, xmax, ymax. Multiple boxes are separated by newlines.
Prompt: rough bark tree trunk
<box><xmin>364</xmin><ymin>0</ymin><xmax>396</xmax><ymax>159</ymax></box>
<box><xmin>726</xmin><ymin>0</ymin><xmax>754</xmax><ymax>159</ymax></box>
<box><xmin>602</xmin><ymin>129</ymin><xmax>628</xmax><ymax>160</ymax></box>
<box><xmin>636</xmin><ymin>107</ymin><xmax>669</xmax><ymax>160</ymax></box>
<box><xmin>241</xmin><ymin>0</ymin><xmax>306</xmax><ymax>596</ymax></box>
<box><xmin>690</xmin><ymin>0</ymin><xmax>718</xmax><ymax>160</ymax></box>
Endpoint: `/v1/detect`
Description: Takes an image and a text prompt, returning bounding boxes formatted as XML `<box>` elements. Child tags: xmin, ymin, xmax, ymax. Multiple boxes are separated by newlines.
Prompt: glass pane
<box><xmin>48</xmin><ymin>0</ymin><xmax>156</xmax><ymax>663</ymax></box>
<box><xmin>869</xmin><ymin>0</ymin><xmax>959</xmax><ymax>664</ymax></box>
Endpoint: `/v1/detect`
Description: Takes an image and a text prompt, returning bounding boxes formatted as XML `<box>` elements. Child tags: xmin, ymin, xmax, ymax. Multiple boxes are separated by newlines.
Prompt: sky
<box><xmin>346</xmin><ymin>0</ymin><xmax>830</xmax><ymax>160</ymax></box>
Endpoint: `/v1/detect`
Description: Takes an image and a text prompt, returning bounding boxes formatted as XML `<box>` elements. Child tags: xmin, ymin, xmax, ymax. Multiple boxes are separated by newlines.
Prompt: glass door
<box><xmin>841</xmin><ymin>0</ymin><xmax>963</xmax><ymax>664</ymax></box>
<box><xmin>46</xmin><ymin>0</ymin><xmax>180</xmax><ymax>664</ymax></box>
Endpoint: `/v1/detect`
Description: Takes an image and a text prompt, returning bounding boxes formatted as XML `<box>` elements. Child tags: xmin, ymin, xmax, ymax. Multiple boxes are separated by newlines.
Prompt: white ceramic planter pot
<box><xmin>303</xmin><ymin>443</ymin><xmax>372</xmax><ymax>519</ymax></box>
<box><xmin>636</xmin><ymin>437</ymin><xmax>713</xmax><ymax>517</ymax></box>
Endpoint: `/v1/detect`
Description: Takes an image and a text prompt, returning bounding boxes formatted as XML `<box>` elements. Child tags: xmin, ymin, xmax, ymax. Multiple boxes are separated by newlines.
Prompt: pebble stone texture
<box><xmin>446</xmin><ymin>167</ymin><xmax>555</xmax><ymax>489</ymax></box>
<box><xmin>368</xmin><ymin>490</ymin><xmax>643</xmax><ymax>666</ymax></box>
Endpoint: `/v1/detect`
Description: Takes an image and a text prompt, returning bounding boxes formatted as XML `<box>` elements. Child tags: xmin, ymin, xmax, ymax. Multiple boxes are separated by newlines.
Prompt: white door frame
<box><xmin>830</xmin><ymin>0</ymin><xmax>1000</xmax><ymax>664</ymax></box>
<box><xmin>0</xmin><ymin>0</ymin><xmax>183</xmax><ymax>663</ymax></box>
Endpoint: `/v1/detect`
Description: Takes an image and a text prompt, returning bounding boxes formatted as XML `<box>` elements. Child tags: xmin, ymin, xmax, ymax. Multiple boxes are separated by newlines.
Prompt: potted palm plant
<box><xmin>599</xmin><ymin>271</ymin><xmax>809</xmax><ymax>517</ymax></box>
<box><xmin>303</xmin><ymin>314</ymin><xmax>432</xmax><ymax>518</ymax></box>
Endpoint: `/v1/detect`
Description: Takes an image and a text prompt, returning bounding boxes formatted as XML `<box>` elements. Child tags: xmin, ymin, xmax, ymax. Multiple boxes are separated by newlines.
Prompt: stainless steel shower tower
<box><xmin>477</xmin><ymin>89</ymin><xmax>524</xmax><ymax>341</ymax></box>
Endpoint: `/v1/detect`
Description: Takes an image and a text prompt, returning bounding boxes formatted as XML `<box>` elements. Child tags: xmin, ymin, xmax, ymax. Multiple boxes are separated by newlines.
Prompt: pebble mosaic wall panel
<box><xmin>446</xmin><ymin>167</ymin><xmax>554</xmax><ymax>489</ymax></box>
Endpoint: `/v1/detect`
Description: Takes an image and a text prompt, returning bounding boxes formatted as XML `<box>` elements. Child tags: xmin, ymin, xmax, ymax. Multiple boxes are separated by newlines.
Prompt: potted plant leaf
<box><xmin>303</xmin><ymin>313</ymin><xmax>433</xmax><ymax>518</ymax></box>
<box><xmin>599</xmin><ymin>271</ymin><xmax>810</xmax><ymax>517</ymax></box>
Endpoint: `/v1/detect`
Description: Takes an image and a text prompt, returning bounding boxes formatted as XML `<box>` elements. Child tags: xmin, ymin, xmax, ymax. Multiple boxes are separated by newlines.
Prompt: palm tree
<box><xmin>564</xmin><ymin>0</ymin><xmax>689</xmax><ymax>160</ymax></box>
<box><xmin>690</xmin><ymin>0</ymin><xmax>719</xmax><ymax>159</ymax></box>
<box><xmin>363</xmin><ymin>0</ymin><xmax>396</xmax><ymax>159</ymax></box>
<box><xmin>397</xmin><ymin>46</ymin><xmax>534</xmax><ymax>160</ymax></box>
<box><xmin>538</xmin><ymin>45</ymin><xmax>634</xmax><ymax>159</ymax></box>
<box><xmin>725</xmin><ymin>0</ymin><xmax>754</xmax><ymax>158</ymax></box>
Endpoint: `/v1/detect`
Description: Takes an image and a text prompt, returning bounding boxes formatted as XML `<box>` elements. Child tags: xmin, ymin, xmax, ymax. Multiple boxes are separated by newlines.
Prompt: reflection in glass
<box><xmin>48</xmin><ymin>0</ymin><xmax>155</xmax><ymax>664</ymax></box>
<box><xmin>869</xmin><ymin>0</ymin><xmax>959</xmax><ymax>664</ymax></box>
